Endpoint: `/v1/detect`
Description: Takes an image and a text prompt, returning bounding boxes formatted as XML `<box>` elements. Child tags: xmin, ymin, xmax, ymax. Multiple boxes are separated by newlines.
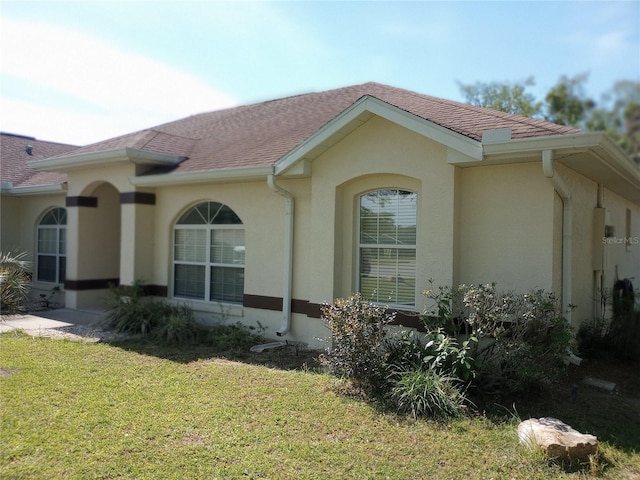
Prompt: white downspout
<box><xmin>542</xmin><ymin>149</ymin><xmax>573</xmax><ymax>325</ymax></box>
<box><xmin>267</xmin><ymin>174</ymin><xmax>294</xmax><ymax>336</ymax></box>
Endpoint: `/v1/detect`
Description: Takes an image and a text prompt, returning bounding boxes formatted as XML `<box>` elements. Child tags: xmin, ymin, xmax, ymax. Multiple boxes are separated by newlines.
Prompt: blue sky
<box><xmin>1</xmin><ymin>1</ymin><xmax>638</xmax><ymax>145</ymax></box>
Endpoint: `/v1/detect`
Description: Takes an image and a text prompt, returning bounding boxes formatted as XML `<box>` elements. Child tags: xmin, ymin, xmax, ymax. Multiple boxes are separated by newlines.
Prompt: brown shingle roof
<box><xmin>0</xmin><ymin>133</ymin><xmax>77</xmax><ymax>187</ymax></box>
<box><xmin>29</xmin><ymin>82</ymin><xmax>583</xmax><ymax>176</ymax></box>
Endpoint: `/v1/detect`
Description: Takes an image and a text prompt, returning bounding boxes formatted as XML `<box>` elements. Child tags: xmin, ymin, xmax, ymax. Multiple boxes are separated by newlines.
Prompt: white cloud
<box><xmin>0</xmin><ymin>17</ymin><xmax>237</xmax><ymax>144</ymax></box>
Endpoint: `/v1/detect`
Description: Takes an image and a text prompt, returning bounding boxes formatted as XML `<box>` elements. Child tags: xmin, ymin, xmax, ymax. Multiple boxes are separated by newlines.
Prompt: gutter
<box><xmin>131</xmin><ymin>165</ymin><xmax>273</xmax><ymax>187</ymax></box>
<box><xmin>0</xmin><ymin>182</ymin><xmax>67</xmax><ymax>196</ymax></box>
<box><xmin>28</xmin><ymin>147</ymin><xmax>185</xmax><ymax>171</ymax></box>
<box><xmin>267</xmin><ymin>173</ymin><xmax>294</xmax><ymax>336</ymax></box>
<box><xmin>542</xmin><ymin>150</ymin><xmax>573</xmax><ymax>324</ymax></box>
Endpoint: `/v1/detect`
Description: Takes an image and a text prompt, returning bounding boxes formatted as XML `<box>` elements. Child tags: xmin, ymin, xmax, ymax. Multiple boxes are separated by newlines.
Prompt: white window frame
<box><xmin>357</xmin><ymin>189</ymin><xmax>417</xmax><ymax>309</ymax></box>
<box><xmin>173</xmin><ymin>202</ymin><xmax>245</xmax><ymax>304</ymax></box>
<box><xmin>36</xmin><ymin>207</ymin><xmax>66</xmax><ymax>285</ymax></box>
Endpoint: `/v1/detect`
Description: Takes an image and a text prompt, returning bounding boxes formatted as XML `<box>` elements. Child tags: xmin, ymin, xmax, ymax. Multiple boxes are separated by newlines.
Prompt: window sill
<box><xmin>168</xmin><ymin>298</ymin><xmax>244</xmax><ymax>318</ymax></box>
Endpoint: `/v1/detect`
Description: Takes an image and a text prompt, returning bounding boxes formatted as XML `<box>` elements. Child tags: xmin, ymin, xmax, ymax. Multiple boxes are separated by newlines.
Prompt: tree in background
<box><xmin>585</xmin><ymin>80</ymin><xmax>640</xmax><ymax>163</ymax></box>
<box><xmin>457</xmin><ymin>76</ymin><xmax>542</xmax><ymax>117</ymax></box>
<box><xmin>458</xmin><ymin>74</ymin><xmax>640</xmax><ymax>162</ymax></box>
<box><xmin>544</xmin><ymin>73</ymin><xmax>595</xmax><ymax>127</ymax></box>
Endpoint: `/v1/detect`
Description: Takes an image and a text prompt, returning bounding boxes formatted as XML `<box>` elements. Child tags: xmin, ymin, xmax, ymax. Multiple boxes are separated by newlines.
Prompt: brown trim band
<box><xmin>120</xmin><ymin>192</ymin><xmax>156</xmax><ymax>205</ymax></box>
<box><xmin>66</xmin><ymin>196</ymin><xmax>98</xmax><ymax>208</ymax></box>
<box><xmin>242</xmin><ymin>294</ymin><xmax>421</xmax><ymax>327</ymax></box>
<box><xmin>64</xmin><ymin>278</ymin><xmax>119</xmax><ymax>291</ymax></box>
<box><xmin>143</xmin><ymin>284</ymin><xmax>168</xmax><ymax>297</ymax></box>
<box><xmin>243</xmin><ymin>294</ymin><xmax>321</xmax><ymax>316</ymax></box>
<box><xmin>243</xmin><ymin>294</ymin><xmax>281</xmax><ymax>311</ymax></box>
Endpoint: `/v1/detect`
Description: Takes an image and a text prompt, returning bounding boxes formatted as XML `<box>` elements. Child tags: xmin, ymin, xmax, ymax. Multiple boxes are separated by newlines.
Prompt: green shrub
<box><xmin>151</xmin><ymin>305</ymin><xmax>203</xmax><ymax>345</ymax></box>
<box><xmin>319</xmin><ymin>293</ymin><xmax>395</xmax><ymax>393</ymax></box>
<box><xmin>387</xmin><ymin>369</ymin><xmax>467</xmax><ymax>420</ymax></box>
<box><xmin>464</xmin><ymin>286</ymin><xmax>573</xmax><ymax>398</ymax></box>
<box><xmin>385</xmin><ymin>329</ymin><xmax>476</xmax><ymax>383</ymax></box>
<box><xmin>104</xmin><ymin>281</ymin><xmax>265</xmax><ymax>348</ymax></box>
<box><xmin>576</xmin><ymin>316</ymin><xmax>609</xmax><ymax>359</ymax></box>
<box><xmin>203</xmin><ymin>323</ymin><xmax>264</xmax><ymax>353</ymax></box>
<box><xmin>104</xmin><ymin>281</ymin><xmax>162</xmax><ymax>335</ymax></box>
<box><xmin>606</xmin><ymin>281</ymin><xmax>639</xmax><ymax>360</ymax></box>
<box><xmin>0</xmin><ymin>250</ymin><xmax>31</xmax><ymax>315</ymax></box>
<box><xmin>423</xmin><ymin>283</ymin><xmax>573</xmax><ymax>400</ymax></box>
<box><xmin>606</xmin><ymin>309</ymin><xmax>640</xmax><ymax>360</ymax></box>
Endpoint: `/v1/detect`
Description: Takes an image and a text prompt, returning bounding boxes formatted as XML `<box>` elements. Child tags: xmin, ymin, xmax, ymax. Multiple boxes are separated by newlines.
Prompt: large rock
<box><xmin>518</xmin><ymin>417</ymin><xmax>598</xmax><ymax>461</ymax></box>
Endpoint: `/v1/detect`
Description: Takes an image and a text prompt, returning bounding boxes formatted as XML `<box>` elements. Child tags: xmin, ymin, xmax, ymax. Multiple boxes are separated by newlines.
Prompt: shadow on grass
<box><xmin>105</xmin><ymin>336</ymin><xmax>323</xmax><ymax>372</ymax></box>
<box><xmin>477</xmin><ymin>358</ymin><xmax>640</xmax><ymax>456</ymax></box>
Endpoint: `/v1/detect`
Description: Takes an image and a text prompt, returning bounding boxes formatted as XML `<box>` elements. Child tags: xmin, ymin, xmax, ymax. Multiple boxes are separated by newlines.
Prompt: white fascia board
<box><xmin>593</xmin><ymin>134</ymin><xmax>640</xmax><ymax>185</ymax></box>
<box><xmin>130</xmin><ymin>165</ymin><xmax>274</xmax><ymax>187</ymax></box>
<box><xmin>482</xmin><ymin>132</ymin><xmax>610</xmax><ymax>158</ymax></box>
<box><xmin>27</xmin><ymin>147</ymin><xmax>185</xmax><ymax>172</ymax></box>
<box><xmin>274</xmin><ymin>96</ymin><xmax>482</xmax><ymax>175</ymax></box>
<box><xmin>2</xmin><ymin>183</ymin><xmax>67</xmax><ymax>196</ymax></box>
<box><xmin>483</xmin><ymin>131</ymin><xmax>640</xmax><ymax>181</ymax></box>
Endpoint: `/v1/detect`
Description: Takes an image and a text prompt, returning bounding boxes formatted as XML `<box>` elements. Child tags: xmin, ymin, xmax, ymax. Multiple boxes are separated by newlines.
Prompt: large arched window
<box><xmin>37</xmin><ymin>207</ymin><xmax>66</xmax><ymax>284</ymax></box>
<box><xmin>359</xmin><ymin>189</ymin><xmax>417</xmax><ymax>308</ymax></box>
<box><xmin>173</xmin><ymin>202</ymin><xmax>245</xmax><ymax>304</ymax></box>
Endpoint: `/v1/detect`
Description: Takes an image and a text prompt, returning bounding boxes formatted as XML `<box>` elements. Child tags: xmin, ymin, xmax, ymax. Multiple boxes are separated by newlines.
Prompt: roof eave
<box><xmin>27</xmin><ymin>147</ymin><xmax>186</xmax><ymax>172</ymax></box>
<box><xmin>482</xmin><ymin>131</ymin><xmax>640</xmax><ymax>204</ymax></box>
<box><xmin>0</xmin><ymin>182</ymin><xmax>67</xmax><ymax>196</ymax></box>
<box><xmin>130</xmin><ymin>165</ymin><xmax>274</xmax><ymax>187</ymax></box>
<box><xmin>274</xmin><ymin>95</ymin><xmax>483</xmax><ymax>176</ymax></box>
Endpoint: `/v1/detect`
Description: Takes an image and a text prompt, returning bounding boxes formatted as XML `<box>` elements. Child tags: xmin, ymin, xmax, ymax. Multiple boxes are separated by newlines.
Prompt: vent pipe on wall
<box><xmin>267</xmin><ymin>174</ymin><xmax>294</xmax><ymax>336</ymax></box>
<box><xmin>542</xmin><ymin>149</ymin><xmax>573</xmax><ymax>325</ymax></box>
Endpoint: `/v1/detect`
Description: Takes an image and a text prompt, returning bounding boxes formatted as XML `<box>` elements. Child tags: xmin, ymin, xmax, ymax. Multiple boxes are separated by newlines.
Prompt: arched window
<box><xmin>359</xmin><ymin>189</ymin><xmax>417</xmax><ymax>307</ymax></box>
<box><xmin>173</xmin><ymin>202</ymin><xmax>245</xmax><ymax>304</ymax></box>
<box><xmin>37</xmin><ymin>207</ymin><xmax>66</xmax><ymax>284</ymax></box>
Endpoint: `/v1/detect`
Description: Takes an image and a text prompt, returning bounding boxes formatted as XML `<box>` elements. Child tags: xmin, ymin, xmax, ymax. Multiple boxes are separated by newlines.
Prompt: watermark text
<box><xmin>602</xmin><ymin>236</ymin><xmax>639</xmax><ymax>245</ymax></box>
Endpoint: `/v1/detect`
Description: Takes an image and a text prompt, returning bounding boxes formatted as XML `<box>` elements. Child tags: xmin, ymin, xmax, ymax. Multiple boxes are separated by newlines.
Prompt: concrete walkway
<box><xmin>0</xmin><ymin>308</ymin><xmax>104</xmax><ymax>335</ymax></box>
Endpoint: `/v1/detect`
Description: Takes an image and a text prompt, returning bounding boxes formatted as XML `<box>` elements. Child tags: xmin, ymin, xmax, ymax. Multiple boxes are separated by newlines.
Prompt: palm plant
<box><xmin>0</xmin><ymin>250</ymin><xmax>32</xmax><ymax>315</ymax></box>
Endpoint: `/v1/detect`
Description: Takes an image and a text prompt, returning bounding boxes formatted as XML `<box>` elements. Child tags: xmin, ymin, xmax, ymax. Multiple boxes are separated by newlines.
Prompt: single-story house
<box><xmin>1</xmin><ymin>82</ymin><xmax>639</xmax><ymax>347</ymax></box>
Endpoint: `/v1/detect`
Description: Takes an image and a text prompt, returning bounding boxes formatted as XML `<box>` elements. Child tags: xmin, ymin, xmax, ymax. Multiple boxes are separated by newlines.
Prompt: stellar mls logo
<box><xmin>602</xmin><ymin>236</ymin><xmax>639</xmax><ymax>245</ymax></box>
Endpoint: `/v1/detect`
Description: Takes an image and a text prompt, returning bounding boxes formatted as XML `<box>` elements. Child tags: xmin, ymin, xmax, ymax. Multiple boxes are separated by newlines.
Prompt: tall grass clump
<box><xmin>104</xmin><ymin>281</ymin><xmax>165</xmax><ymax>335</ymax></box>
<box><xmin>388</xmin><ymin>369</ymin><xmax>467</xmax><ymax>420</ymax></box>
<box><xmin>0</xmin><ymin>250</ymin><xmax>31</xmax><ymax>315</ymax></box>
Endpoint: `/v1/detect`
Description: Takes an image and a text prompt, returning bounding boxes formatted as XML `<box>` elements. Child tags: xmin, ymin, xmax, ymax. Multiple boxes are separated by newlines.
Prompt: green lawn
<box><xmin>1</xmin><ymin>331</ymin><xmax>638</xmax><ymax>479</ymax></box>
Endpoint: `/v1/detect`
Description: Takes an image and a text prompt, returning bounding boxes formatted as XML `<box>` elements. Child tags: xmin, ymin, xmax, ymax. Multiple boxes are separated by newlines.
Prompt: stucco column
<box><xmin>119</xmin><ymin>192</ymin><xmax>156</xmax><ymax>287</ymax></box>
<box><xmin>64</xmin><ymin>204</ymin><xmax>80</xmax><ymax>309</ymax></box>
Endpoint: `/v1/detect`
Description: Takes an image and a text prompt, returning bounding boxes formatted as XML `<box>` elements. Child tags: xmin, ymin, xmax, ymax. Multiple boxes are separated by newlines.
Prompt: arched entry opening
<box><xmin>65</xmin><ymin>182</ymin><xmax>121</xmax><ymax>309</ymax></box>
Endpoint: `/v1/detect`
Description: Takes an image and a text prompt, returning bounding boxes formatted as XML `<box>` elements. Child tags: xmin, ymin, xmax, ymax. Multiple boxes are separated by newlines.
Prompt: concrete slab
<box><xmin>582</xmin><ymin>376</ymin><xmax>617</xmax><ymax>393</ymax></box>
<box><xmin>0</xmin><ymin>309</ymin><xmax>105</xmax><ymax>333</ymax></box>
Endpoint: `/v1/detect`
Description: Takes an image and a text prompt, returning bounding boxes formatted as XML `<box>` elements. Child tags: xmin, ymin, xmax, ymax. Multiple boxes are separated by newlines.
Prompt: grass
<box><xmin>1</xmin><ymin>331</ymin><xmax>639</xmax><ymax>479</ymax></box>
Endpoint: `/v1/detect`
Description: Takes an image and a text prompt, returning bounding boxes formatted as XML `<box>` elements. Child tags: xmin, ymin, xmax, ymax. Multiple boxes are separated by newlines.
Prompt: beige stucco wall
<box><xmin>600</xmin><ymin>185</ymin><xmax>640</xmax><ymax>302</ymax></box>
<box><xmin>308</xmin><ymin>116</ymin><xmax>457</xmax><ymax>314</ymax></box>
<box><xmin>146</xmin><ymin>116</ymin><xmax>461</xmax><ymax>345</ymax></box>
<box><xmin>0</xmin><ymin>192</ymin><xmax>67</xmax><ymax>302</ymax></box>
<box><xmin>554</xmin><ymin>164</ymin><xmax>599</xmax><ymax>325</ymax></box>
<box><xmin>458</xmin><ymin>162</ymin><xmax>556</xmax><ymax>293</ymax></box>
<box><xmin>1</xmin><ymin>195</ymin><xmax>23</xmax><ymax>252</ymax></box>
<box><xmin>550</xmin><ymin>164</ymin><xmax>640</xmax><ymax>326</ymax></box>
<box><xmin>63</xmin><ymin>163</ymin><xmax>150</xmax><ymax>308</ymax></box>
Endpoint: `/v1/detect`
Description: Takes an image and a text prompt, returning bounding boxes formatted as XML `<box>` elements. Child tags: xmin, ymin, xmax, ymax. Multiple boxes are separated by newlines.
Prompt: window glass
<box><xmin>174</xmin><ymin>202</ymin><xmax>244</xmax><ymax>304</ymax></box>
<box><xmin>359</xmin><ymin>190</ymin><xmax>417</xmax><ymax>307</ymax></box>
<box><xmin>174</xmin><ymin>229</ymin><xmax>207</xmax><ymax>262</ymax></box>
<box><xmin>174</xmin><ymin>264</ymin><xmax>206</xmax><ymax>299</ymax></box>
<box><xmin>36</xmin><ymin>208</ymin><xmax>66</xmax><ymax>284</ymax></box>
